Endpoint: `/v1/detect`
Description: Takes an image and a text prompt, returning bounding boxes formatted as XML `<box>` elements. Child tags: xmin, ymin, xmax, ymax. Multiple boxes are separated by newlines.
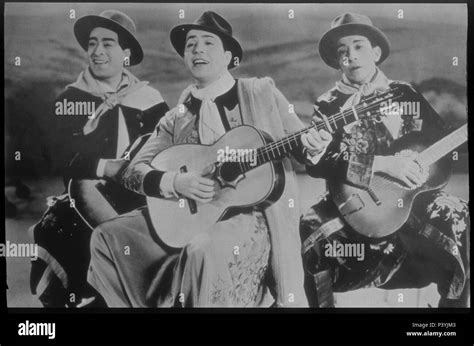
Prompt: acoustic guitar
<box><xmin>329</xmin><ymin>124</ymin><xmax>467</xmax><ymax>238</ymax></box>
<box><xmin>147</xmin><ymin>87</ymin><xmax>406</xmax><ymax>248</ymax></box>
<box><xmin>68</xmin><ymin>178</ymin><xmax>146</xmax><ymax>230</ymax></box>
<box><xmin>68</xmin><ymin>134</ymin><xmax>151</xmax><ymax>230</ymax></box>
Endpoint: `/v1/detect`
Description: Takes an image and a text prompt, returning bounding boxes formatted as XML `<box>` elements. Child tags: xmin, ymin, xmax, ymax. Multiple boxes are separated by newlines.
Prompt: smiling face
<box><xmin>87</xmin><ymin>27</ymin><xmax>130</xmax><ymax>84</ymax></box>
<box><xmin>335</xmin><ymin>35</ymin><xmax>381</xmax><ymax>85</ymax></box>
<box><xmin>183</xmin><ymin>29</ymin><xmax>232</xmax><ymax>88</ymax></box>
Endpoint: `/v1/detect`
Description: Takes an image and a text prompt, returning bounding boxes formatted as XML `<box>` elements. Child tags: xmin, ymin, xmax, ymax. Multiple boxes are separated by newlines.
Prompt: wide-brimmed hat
<box><xmin>74</xmin><ymin>10</ymin><xmax>143</xmax><ymax>66</ymax></box>
<box><xmin>319</xmin><ymin>12</ymin><xmax>390</xmax><ymax>69</ymax></box>
<box><xmin>170</xmin><ymin>11</ymin><xmax>243</xmax><ymax>69</ymax></box>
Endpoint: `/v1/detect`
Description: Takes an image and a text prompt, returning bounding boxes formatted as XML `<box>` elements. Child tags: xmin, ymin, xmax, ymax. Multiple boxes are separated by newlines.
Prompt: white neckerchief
<box><xmin>336</xmin><ymin>68</ymin><xmax>391</xmax><ymax>108</ymax></box>
<box><xmin>335</xmin><ymin>68</ymin><xmax>401</xmax><ymax>138</ymax></box>
<box><xmin>178</xmin><ymin>71</ymin><xmax>235</xmax><ymax>145</ymax></box>
<box><xmin>91</xmin><ymin>75</ymin><xmax>130</xmax><ymax>158</ymax></box>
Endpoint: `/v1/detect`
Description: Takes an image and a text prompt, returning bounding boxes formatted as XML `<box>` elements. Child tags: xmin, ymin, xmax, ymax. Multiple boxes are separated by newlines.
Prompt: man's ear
<box><xmin>373</xmin><ymin>45</ymin><xmax>382</xmax><ymax>63</ymax></box>
<box><xmin>224</xmin><ymin>50</ymin><xmax>232</xmax><ymax>66</ymax></box>
<box><xmin>124</xmin><ymin>48</ymin><xmax>131</xmax><ymax>60</ymax></box>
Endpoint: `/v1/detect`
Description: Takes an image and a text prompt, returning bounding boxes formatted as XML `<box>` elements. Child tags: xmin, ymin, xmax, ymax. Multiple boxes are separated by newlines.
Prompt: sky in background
<box><xmin>5</xmin><ymin>2</ymin><xmax>466</xmax><ymax>25</ymax></box>
<box><xmin>4</xmin><ymin>2</ymin><xmax>467</xmax><ymax>114</ymax></box>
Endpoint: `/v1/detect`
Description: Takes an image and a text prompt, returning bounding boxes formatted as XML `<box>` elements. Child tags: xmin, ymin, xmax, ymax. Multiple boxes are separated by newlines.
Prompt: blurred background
<box><xmin>4</xmin><ymin>3</ymin><xmax>468</xmax><ymax>307</ymax></box>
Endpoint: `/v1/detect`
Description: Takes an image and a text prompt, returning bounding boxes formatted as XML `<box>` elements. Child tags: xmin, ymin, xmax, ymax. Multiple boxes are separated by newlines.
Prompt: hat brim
<box><xmin>319</xmin><ymin>23</ymin><xmax>390</xmax><ymax>69</ymax></box>
<box><xmin>170</xmin><ymin>24</ymin><xmax>243</xmax><ymax>69</ymax></box>
<box><xmin>74</xmin><ymin>15</ymin><xmax>143</xmax><ymax>66</ymax></box>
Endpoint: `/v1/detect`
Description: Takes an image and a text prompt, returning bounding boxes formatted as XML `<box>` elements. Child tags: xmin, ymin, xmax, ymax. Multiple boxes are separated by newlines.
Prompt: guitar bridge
<box><xmin>337</xmin><ymin>193</ymin><xmax>365</xmax><ymax>217</ymax></box>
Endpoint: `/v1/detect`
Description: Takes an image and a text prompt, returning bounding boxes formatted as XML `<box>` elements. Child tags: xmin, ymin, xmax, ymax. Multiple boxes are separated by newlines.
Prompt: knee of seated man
<box><xmin>184</xmin><ymin>232</ymin><xmax>213</xmax><ymax>261</ymax></box>
<box><xmin>90</xmin><ymin>218</ymin><xmax>122</xmax><ymax>255</ymax></box>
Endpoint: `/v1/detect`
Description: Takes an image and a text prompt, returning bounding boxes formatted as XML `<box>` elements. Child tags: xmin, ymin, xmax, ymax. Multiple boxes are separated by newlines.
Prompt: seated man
<box><xmin>300</xmin><ymin>13</ymin><xmax>469</xmax><ymax>307</ymax></box>
<box><xmin>30</xmin><ymin>10</ymin><xmax>168</xmax><ymax>307</ymax></box>
<box><xmin>87</xmin><ymin>11</ymin><xmax>332</xmax><ymax>307</ymax></box>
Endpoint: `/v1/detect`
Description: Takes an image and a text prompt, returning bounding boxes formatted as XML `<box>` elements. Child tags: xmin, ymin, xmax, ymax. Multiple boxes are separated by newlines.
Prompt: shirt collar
<box><xmin>187</xmin><ymin>80</ymin><xmax>238</xmax><ymax>113</ymax></box>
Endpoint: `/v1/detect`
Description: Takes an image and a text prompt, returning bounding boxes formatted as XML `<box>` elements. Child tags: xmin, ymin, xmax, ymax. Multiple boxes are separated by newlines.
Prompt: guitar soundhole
<box><xmin>219</xmin><ymin>162</ymin><xmax>243</xmax><ymax>183</ymax></box>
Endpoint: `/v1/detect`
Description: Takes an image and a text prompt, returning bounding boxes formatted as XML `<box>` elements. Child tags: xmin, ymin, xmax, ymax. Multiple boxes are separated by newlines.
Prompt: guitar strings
<box><xmin>230</xmin><ymin>88</ymin><xmax>404</xmax><ymax>173</ymax></box>
<box><xmin>235</xmin><ymin>104</ymin><xmax>381</xmax><ymax>173</ymax></box>
<box><xmin>257</xmin><ymin>91</ymin><xmax>402</xmax><ymax>159</ymax></box>
<box><xmin>368</xmin><ymin>125</ymin><xmax>468</xmax><ymax>191</ymax></box>
<box><xmin>255</xmin><ymin>95</ymin><xmax>399</xmax><ymax>162</ymax></box>
<box><xmin>240</xmin><ymin>102</ymin><xmax>389</xmax><ymax>172</ymax></box>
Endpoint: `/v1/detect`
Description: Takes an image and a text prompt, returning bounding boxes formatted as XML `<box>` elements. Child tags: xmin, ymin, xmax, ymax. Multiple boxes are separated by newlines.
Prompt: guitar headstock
<box><xmin>357</xmin><ymin>86</ymin><xmax>406</xmax><ymax>122</ymax></box>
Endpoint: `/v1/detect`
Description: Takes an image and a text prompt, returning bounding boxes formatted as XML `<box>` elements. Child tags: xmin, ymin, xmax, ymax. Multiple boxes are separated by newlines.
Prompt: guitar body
<box><xmin>69</xmin><ymin>179</ymin><xmax>146</xmax><ymax>230</ymax></box>
<box><xmin>145</xmin><ymin>88</ymin><xmax>428</xmax><ymax>247</ymax></box>
<box><xmin>329</xmin><ymin>132</ymin><xmax>453</xmax><ymax>238</ymax></box>
<box><xmin>68</xmin><ymin>133</ymin><xmax>152</xmax><ymax>230</ymax></box>
<box><xmin>147</xmin><ymin>125</ymin><xmax>285</xmax><ymax>248</ymax></box>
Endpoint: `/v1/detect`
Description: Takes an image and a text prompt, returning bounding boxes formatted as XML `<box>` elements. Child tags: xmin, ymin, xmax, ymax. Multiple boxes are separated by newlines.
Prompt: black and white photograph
<box><xmin>2</xmin><ymin>1</ymin><xmax>471</xmax><ymax>343</ymax></box>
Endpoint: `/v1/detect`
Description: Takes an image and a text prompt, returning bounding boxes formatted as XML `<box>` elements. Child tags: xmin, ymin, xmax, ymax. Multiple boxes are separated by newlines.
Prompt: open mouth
<box><xmin>350</xmin><ymin>66</ymin><xmax>362</xmax><ymax>72</ymax></box>
<box><xmin>193</xmin><ymin>58</ymin><xmax>209</xmax><ymax>66</ymax></box>
<box><xmin>92</xmin><ymin>59</ymin><xmax>108</xmax><ymax>65</ymax></box>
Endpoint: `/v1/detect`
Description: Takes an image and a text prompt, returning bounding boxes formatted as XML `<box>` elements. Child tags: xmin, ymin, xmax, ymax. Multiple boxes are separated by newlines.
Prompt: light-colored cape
<box><xmin>122</xmin><ymin>77</ymin><xmax>308</xmax><ymax>307</ymax></box>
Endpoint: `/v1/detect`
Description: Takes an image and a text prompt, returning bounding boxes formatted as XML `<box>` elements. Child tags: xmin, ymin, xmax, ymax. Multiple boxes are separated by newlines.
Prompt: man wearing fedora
<box><xmin>30</xmin><ymin>10</ymin><xmax>169</xmax><ymax>307</ymax></box>
<box><xmin>87</xmin><ymin>11</ymin><xmax>332</xmax><ymax>307</ymax></box>
<box><xmin>300</xmin><ymin>13</ymin><xmax>469</xmax><ymax>307</ymax></box>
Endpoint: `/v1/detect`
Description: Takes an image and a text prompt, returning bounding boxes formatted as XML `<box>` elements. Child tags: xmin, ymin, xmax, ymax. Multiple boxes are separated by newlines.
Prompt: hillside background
<box><xmin>5</xmin><ymin>3</ymin><xmax>468</xmax><ymax>176</ymax></box>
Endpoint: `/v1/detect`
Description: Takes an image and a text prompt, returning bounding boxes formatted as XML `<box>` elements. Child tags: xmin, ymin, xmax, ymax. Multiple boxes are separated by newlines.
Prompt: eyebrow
<box><xmin>185</xmin><ymin>34</ymin><xmax>218</xmax><ymax>42</ymax></box>
<box><xmin>88</xmin><ymin>37</ymin><xmax>117</xmax><ymax>43</ymax></box>
<box><xmin>336</xmin><ymin>39</ymin><xmax>367</xmax><ymax>49</ymax></box>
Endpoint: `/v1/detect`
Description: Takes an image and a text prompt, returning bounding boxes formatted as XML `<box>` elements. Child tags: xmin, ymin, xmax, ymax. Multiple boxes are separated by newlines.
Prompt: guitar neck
<box><xmin>239</xmin><ymin>87</ymin><xmax>404</xmax><ymax>172</ymax></box>
<box><xmin>253</xmin><ymin>121</ymin><xmax>330</xmax><ymax>166</ymax></box>
<box><xmin>417</xmin><ymin>124</ymin><xmax>468</xmax><ymax>167</ymax></box>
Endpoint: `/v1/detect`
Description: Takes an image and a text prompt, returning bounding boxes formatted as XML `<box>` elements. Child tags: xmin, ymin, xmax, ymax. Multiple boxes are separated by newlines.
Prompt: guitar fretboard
<box><xmin>417</xmin><ymin>124</ymin><xmax>468</xmax><ymax>167</ymax></box>
<box><xmin>236</xmin><ymin>87</ymin><xmax>404</xmax><ymax>173</ymax></box>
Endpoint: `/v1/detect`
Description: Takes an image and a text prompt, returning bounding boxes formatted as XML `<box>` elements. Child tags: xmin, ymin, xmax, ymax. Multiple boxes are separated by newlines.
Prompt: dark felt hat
<box><xmin>170</xmin><ymin>11</ymin><xmax>243</xmax><ymax>69</ymax></box>
<box><xmin>74</xmin><ymin>10</ymin><xmax>143</xmax><ymax>66</ymax></box>
<box><xmin>319</xmin><ymin>12</ymin><xmax>390</xmax><ymax>69</ymax></box>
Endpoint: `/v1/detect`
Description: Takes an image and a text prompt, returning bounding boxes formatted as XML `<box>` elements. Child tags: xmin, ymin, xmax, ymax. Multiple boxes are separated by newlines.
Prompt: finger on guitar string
<box><xmin>201</xmin><ymin>163</ymin><xmax>216</xmax><ymax>177</ymax></box>
<box><xmin>399</xmin><ymin>175</ymin><xmax>417</xmax><ymax>189</ymax></box>
<box><xmin>303</xmin><ymin>128</ymin><xmax>333</xmax><ymax>150</ymax></box>
<box><xmin>405</xmin><ymin>172</ymin><xmax>421</xmax><ymax>186</ymax></box>
<box><xmin>407</xmin><ymin>166</ymin><xmax>423</xmax><ymax>180</ymax></box>
<box><xmin>407</xmin><ymin>162</ymin><xmax>426</xmax><ymax>182</ymax></box>
<box><xmin>190</xmin><ymin>188</ymin><xmax>215</xmax><ymax>199</ymax></box>
<box><xmin>301</xmin><ymin>131</ymin><xmax>324</xmax><ymax>154</ymax></box>
<box><xmin>311</xmin><ymin>113</ymin><xmax>322</xmax><ymax>124</ymax></box>
<box><xmin>174</xmin><ymin>172</ymin><xmax>215</xmax><ymax>201</ymax></box>
<box><xmin>198</xmin><ymin>183</ymin><xmax>216</xmax><ymax>193</ymax></box>
<box><xmin>301</xmin><ymin>135</ymin><xmax>317</xmax><ymax>152</ymax></box>
<box><xmin>198</xmin><ymin>177</ymin><xmax>215</xmax><ymax>186</ymax></box>
<box><xmin>319</xmin><ymin>129</ymin><xmax>333</xmax><ymax>142</ymax></box>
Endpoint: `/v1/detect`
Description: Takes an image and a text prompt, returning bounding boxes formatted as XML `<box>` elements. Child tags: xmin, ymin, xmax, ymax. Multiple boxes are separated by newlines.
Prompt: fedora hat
<box><xmin>319</xmin><ymin>12</ymin><xmax>390</xmax><ymax>69</ymax></box>
<box><xmin>170</xmin><ymin>11</ymin><xmax>243</xmax><ymax>69</ymax></box>
<box><xmin>74</xmin><ymin>10</ymin><xmax>143</xmax><ymax>66</ymax></box>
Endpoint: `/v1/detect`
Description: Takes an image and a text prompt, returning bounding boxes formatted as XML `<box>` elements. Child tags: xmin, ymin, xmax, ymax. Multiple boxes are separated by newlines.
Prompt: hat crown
<box><xmin>97</xmin><ymin>10</ymin><xmax>137</xmax><ymax>34</ymax></box>
<box><xmin>169</xmin><ymin>10</ymin><xmax>243</xmax><ymax>69</ymax></box>
<box><xmin>193</xmin><ymin>11</ymin><xmax>233</xmax><ymax>37</ymax></box>
<box><xmin>74</xmin><ymin>9</ymin><xmax>143</xmax><ymax>65</ymax></box>
<box><xmin>331</xmin><ymin>12</ymin><xmax>374</xmax><ymax>29</ymax></box>
<box><xmin>318</xmin><ymin>12</ymin><xmax>390</xmax><ymax>69</ymax></box>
